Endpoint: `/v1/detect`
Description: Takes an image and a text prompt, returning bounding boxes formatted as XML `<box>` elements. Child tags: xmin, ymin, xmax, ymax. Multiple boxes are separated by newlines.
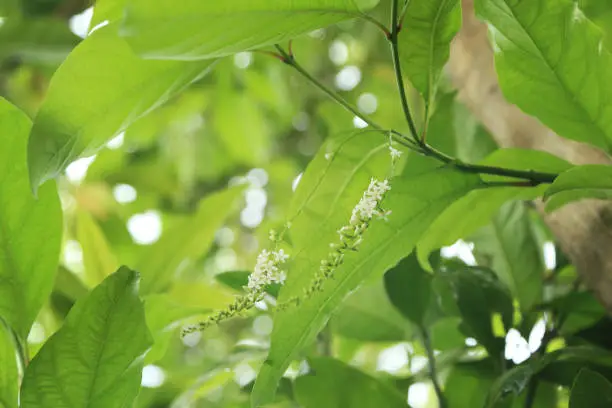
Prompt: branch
<box><xmin>389</xmin><ymin>0</ymin><xmax>420</xmax><ymax>141</ymax></box>
<box><xmin>421</xmin><ymin>327</ymin><xmax>448</xmax><ymax>408</ymax></box>
<box><xmin>273</xmin><ymin>45</ymin><xmax>418</xmax><ymax>152</ymax></box>
<box><xmin>273</xmin><ymin>43</ymin><xmax>558</xmax><ymax>185</ymax></box>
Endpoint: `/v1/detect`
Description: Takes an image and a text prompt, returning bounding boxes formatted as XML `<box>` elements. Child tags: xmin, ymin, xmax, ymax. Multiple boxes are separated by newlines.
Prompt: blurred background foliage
<box><xmin>3</xmin><ymin>0</ymin><xmax>612</xmax><ymax>407</ymax></box>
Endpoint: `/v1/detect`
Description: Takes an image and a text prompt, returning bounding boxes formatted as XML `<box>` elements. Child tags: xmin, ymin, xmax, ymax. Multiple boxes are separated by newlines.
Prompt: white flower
<box><xmin>389</xmin><ymin>146</ymin><xmax>402</xmax><ymax>160</ymax></box>
<box><xmin>297</xmin><ymin>177</ymin><xmax>392</xmax><ymax>302</ymax></box>
<box><xmin>349</xmin><ymin>178</ymin><xmax>391</xmax><ymax>225</ymax></box>
<box><xmin>248</xmin><ymin>248</ymin><xmax>289</xmax><ymax>291</ymax></box>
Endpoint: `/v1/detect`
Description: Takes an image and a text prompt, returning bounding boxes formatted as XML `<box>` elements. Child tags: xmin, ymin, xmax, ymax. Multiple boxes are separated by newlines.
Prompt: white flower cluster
<box><xmin>348</xmin><ymin>178</ymin><xmax>391</xmax><ymax>226</ymax></box>
<box><xmin>181</xmin><ymin>245</ymin><xmax>290</xmax><ymax>337</ymax></box>
<box><xmin>247</xmin><ymin>249</ymin><xmax>289</xmax><ymax>291</ymax></box>
<box><xmin>303</xmin><ymin>178</ymin><xmax>391</xmax><ymax>299</ymax></box>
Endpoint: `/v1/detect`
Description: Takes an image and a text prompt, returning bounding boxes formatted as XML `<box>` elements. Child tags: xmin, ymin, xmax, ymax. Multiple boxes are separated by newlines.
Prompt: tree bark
<box><xmin>448</xmin><ymin>0</ymin><xmax>612</xmax><ymax>311</ymax></box>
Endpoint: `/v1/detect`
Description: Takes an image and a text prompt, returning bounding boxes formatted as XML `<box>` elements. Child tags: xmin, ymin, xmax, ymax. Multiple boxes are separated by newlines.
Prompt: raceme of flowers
<box><xmin>248</xmin><ymin>249</ymin><xmax>289</xmax><ymax>291</ymax></box>
<box><xmin>182</xmin><ymin>148</ymin><xmax>397</xmax><ymax>334</ymax></box>
<box><xmin>304</xmin><ymin>178</ymin><xmax>392</xmax><ymax>298</ymax></box>
<box><xmin>181</xmin><ymin>245</ymin><xmax>289</xmax><ymax>336</ymax></box>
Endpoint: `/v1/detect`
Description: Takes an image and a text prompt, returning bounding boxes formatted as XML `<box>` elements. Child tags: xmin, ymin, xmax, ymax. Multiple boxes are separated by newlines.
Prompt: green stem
<box><xmin>274</xmin><ymin>45</ymin><xmax>418</xmax><ymax>151</ymax></box>
<box><xmin>357</xmin><ymin>12</ymin><xmax>391</xmax><ymax>37</ymax></box>
<box><xmin>274</xmin><ymin>44</ymin><xmax>558</xmax><ymax>185</ymax></box>
<box><xmin>389</xmin><ymin>0</ymin><xmax>420</xmax><ymax>141</ymax></box>
<box><xmin>421</xmin><ymin>327</ymin><xmax>448</xmax><ymax>408</ymax></box>
<box><xmin>524</xmin><ymin>380</ymin><xmax>539</xmax><ymax>408</ymax></box>
<box><xmin>275</xmin><ymin>45</ymin><xmax>382</xmax><ymax>130</ymax></box>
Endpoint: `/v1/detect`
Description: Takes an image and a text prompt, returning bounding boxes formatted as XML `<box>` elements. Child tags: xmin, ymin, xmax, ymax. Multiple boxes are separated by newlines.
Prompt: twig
<box><xmin>389</xmin><ymin>0</ymin><xmax>420</xmax><ymax>141</ymax></box>
<box><xmin>272</xmin><ymin>42</ymin><xmax>558</xmax><ymax>185</ymax></box>
<box><xmin>421</xmin><ymin>327</ymin><xmax>448</xmax><ymax>408</ymax></box>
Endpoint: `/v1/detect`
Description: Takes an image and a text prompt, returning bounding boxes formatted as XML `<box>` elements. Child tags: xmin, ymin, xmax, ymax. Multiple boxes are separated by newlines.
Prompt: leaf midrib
<box><xmin>493</xmin><ymin>0</ymin><xmax>610</xmax><ymax>147</ymax></box>
<box><xmin>427</xmin><ymin>0</ymin><xmax>453</xmax><ymax>103</ymax></box>
<box><xmin>81</xmin><ymin>286</ymin><xmax>123</xmax><ymax>406</ymax></box>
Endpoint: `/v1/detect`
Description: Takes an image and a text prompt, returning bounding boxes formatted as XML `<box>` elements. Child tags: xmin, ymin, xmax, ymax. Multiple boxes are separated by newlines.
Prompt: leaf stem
<box><xmin>389</xmin><ymin>0</ymin><xmax>420</xmax><ymax>141</ymax></box>
<box><xmin>275</xmin><ymin>45</ymin><xmax>381</xmax><ymax>130</ymax></box>
<box><xmin>273</xmin><ymin>44</ymin><xmax>418</xmax><ymax>151</ymax></box>
<box><xmin>421</xmin><ymin>326</ymin><xmax>448</xmax><ymax>408</ymax></box>
<box><xmin>358</xmin><ymin>12</ymin><xmax>391</xmax><ymax>38</ymax></box>
<box><xmin>274</xmin><ymin>43</ymin><xmax>558</xmax><ymax>185</ymax></box>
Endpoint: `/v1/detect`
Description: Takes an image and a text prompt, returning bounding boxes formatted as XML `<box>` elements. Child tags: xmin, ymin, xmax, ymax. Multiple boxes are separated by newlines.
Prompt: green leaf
<box><xmin>447</xmin><ymin>360</ymin><xmax>557</xmax><ymax>408</ymax></box>
<box><xmin>453</xmin><ymin>102</ymin><xmax>498</xmax><ymax>163</ymax></box>
<box><xmin>475</xmin><ymin>0</ymin><xmax>612</xmax><ymax>150</ymax></box>
<box><xmin>417</xmin><ymin>188</ymin><xmax>530</xmax><ymax>270</ymax></box>
<box><xmin>294</xmin><ymin>357</ymin><xmax>409</xmax><ymax>408</ymax></box>
<box><xmin>53</xmin><ymin>266</ymin><xmax>89</xmax><ymax>302</ymax></box>
<box><xmin>417</xmin><ymin>149</ymin><xmax>572</xmax><ymax>270</ymax></box>
<box><xmin>212</xmin><ymin>89</ymin><xmax>270</xmax><ymax>166</ymax></box>
<box><xmin>121</xmin><ymin>0</ymin><xmax>380</xmax><ymax>60</ymax></box>
<box><xmin>430</xmin><ymin>317</ymin><xmax>465</xmax><ymax>350</ymax></box>
<box><xmin>445</xmin><ymin>361</ymin><xmax>496</xmax><ymax>408</ymax></box>
<box><xmin>440</xmin><ymin>265</ymin><xmax>513</xmax><ymax>358</ymax></box>
<box><xmin>543</xmin><ymin>164</ymin><xmax>612</xmax><ymax>211</ymax></box>
<box><xmin>90</xmin><ymin>0</ymin><xmax>127</xmax><ymax>29</ymax></box>
<box><xmin>0</xmin><ymin>323</ymin><xmax>18</xmax><ymax>408</ymax></box>
<box><xmin>0</xmin><ymin>18</ymin><xmax>80</xmax><ymax>65</ymax></box>
<box><xmin>472</xmin><ymin>201</ymin><xmax>544</xmax><ymax>310</ymax></box>
<box><xmin>252</xmin><ymin>131</ymin><xmax>481</xmax><ymax>406</ymax></box>
<box><xmin>0</xmin><ymin>98</ymin><xmax>62</xmax><ymax>340</ymax></box>
<box><xmin>399</xmin><ymin>0</ymin><xmax>461</xmax><ymax>106</ymax></box>
<box><xmin>478</xmin><ymin>148</ymin><xmax>573</xmax><ymax>180</ymax></box>
<box><xmin>333</xmin><ymin>280</ymin><xmax>411</xmax><ymax>342</ymax></box>
<box><xmin>137</xmin><ymin>185</ymin><xmax>244</xmax><ymax>294</ymax></box>
<box><xmin>570</xmin><ymin>369</ymin><xmax>612</xmax><ymax>408</ymax></box>
<box><xmin>27</xmin><ymin>25</ymin><xmax>215</xmax><ymax>189</ymax></box>
<box><xmin>547</xmin><ymin>291</ymin><xmax>606</xmax><ymax>334</ymax></box>
<box><xmin>20</xmin><ymin>267</ymin><xmax>152</xmax><ymax>408</ymax></box>
<box><xmin>487</xmin><ymin>346</ymin><xmax>612</xmax><ymax>407</ymax></box>
<box><xmin>76</xmin><ymin>211</ymin><xmax>119</xmax><ymax>288</ymax></box>
<box><xmin>384</xmin><ymin>253</ymin><xmax>434</xmax><ymax>327</ymax></box>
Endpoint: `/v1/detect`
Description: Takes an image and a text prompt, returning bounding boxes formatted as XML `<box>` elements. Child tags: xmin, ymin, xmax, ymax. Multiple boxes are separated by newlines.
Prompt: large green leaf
<box><xmin>472</xmin><ymin>201</ymin><xmax>544</xmax><ymax>310</ymax></box>
<box><xmin>294</xmin><ymin>357</ymin><xmax>409</xmax><ymax>408</ymax></box>
<box><xmin>27</xmin><ymin>25</ymin><xmax>215</xmax><ymax>189</ymax></box>
<box><xmin>333</xmin><ymin>280</ymin><xmax>411</xmax><ymax>342</ymax></box>
<box><xmin>20</xmin><ymin>267</ymin><xmax>152</xmax><ymax>408</ymax></box>
<box><xmin>0</xmin><ymin>323</ymin><xmax>18</xmax><ymax>408</ymax></box>
<box><xmin>569</xmin><ymin>369</ymin><xmax>612</xmax><ymax>408</ymax></box>
<box><xmin>445</xmin><ymin>361</ymin><xmax>496</xmax><ymax>408</ymax></box>
<box><xmin>475</xmin><ymin>0</ymin><xmax>612</xmax><ymax>150</ymax></box>
<box><xmin>399</xmin><ymin>0</ymin><xmax>461</xmax><ymax>107</ymax></box>
<box><xmin>0</xmin><ymin>98</ymin><xmax>62</xmax><ymax>340</ymax></box>
<box><xmin>543</xmin><ymin>164</ymin><xmax>612</xmax><ymax>211</ymax></box>
<box><xmin>417</xmin><ymin>149</ymin><xmax>571</xmax><ymax>270</ymax></box>
<box><xmin>440</xmin><ymin>265</ymin><xmax>513</xmax><ymax>359</ymax></box>
<box><xmin>212</xmin><ymin>89</ymin><xmax>270</xmax><ymax>166</ymax></box>
<box><xmin>0</xmin><ymin>18</ymin><xmax>80</xmax><ymax>65</ymax></box>
<box><xmin>137</xmin><ymin>186</ymin><xmax>244</xmax><ymax>294</ymax></box>
<box><xmin>384</xmin><ymin>253</ymin><xmax>434</xmax><ymax>327</ymax></box>
<box><xmin>547</xmin><ymin>291</ymin><xmax>606</xmax><ymax>334</ymax></box>
<box><xmin>121</xmin><ymin>0</ymin><xmax>380</xmax><ymax>60</ymax></box>
<box><xmin>252</xmin><ymin>131</ymin><xmax>482</xmax><ymax>406</ymax></box>
<box><xmin>76</xmin><ymin>211</ymin><xmax>119</xmax><ymax>288</ymax></box>
<box><xmin>90</xmin><ymin>0</ymin><xmax>127</xmax><ymax>29</ymax></box>
<box><xmin>447</xmin><ymin>360</ymin><xmax>557</xmax><ymax>408</ymax></box>
<box><xmin>486</xmin><ymin>346</ymin><xmax>612</xmax><ymax>407</ymax></box>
